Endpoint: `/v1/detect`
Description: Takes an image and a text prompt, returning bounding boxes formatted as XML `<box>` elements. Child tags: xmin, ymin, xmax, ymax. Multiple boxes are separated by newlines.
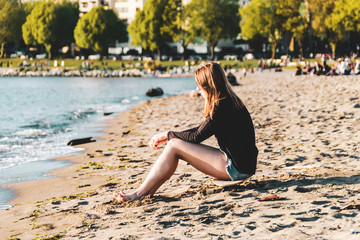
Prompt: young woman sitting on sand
<box><xmin>113</xmin><ymin>62</ymin><xmax>258</xmax><ymax>201</ymax></box>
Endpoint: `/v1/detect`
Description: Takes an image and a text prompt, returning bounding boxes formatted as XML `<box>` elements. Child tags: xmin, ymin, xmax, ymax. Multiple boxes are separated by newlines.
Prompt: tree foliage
<box><xmin>240</xmin><ymin>0</ymin><xmax>312</xmax><ymax>58</ymax></box>
<box><xmin>276</xmin><ymin>0</ymin><xmax>308</xmax><ymax>55</ymax></box>
<box><xmin>22</xmin><ymin>1</ymin><xmax>79</xmax><ymax>59</ymax></box>
<box><xmin>240</xmin><ymin>0</ymin><xmax>288</xmax><ymax>59</ymax></box>
<box><xmin>328</xmin><ymin>0</ymin><xmax>360</xmax><ymax>32</ymax></box>
<box><xmin>128</xmin><ymin>0</ymin><xmax>176</xmax><ymax>60</ymax></box>
<box><xmin>162</xmin><ymin>0</ymin><xmax>192</xmax><ymax>59</ymax></box>
<box><xmin>23</xmin><ymin>0</ymin><xmax>41</xmax><ymax>15</ymax></box>
<box><xmin>74</xmin><ymin>6</ymin><xmax>128</xmax><ymax>56</ymax></box>
<box><xmin>0</xmin><ymin>0</ymin><xmax>26</xmax><ymax>57</ymax></box>
<box><xmin>161</xmin><ymin>0</ymin><xmax>182</xmax><ymax>42</ymax></box>
<box><xmin>309</xmin><ymin>0</ymin><xmax>346</xmax><ymax>57</ymax></box>
<box><xmin>186</xmin><ymin>0</ymin><xmax>240</xmax><ymax>60</ymax></box>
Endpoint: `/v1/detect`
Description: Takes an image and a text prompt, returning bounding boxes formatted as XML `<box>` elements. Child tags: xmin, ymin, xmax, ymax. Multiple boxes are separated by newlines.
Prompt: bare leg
<box><xmin>113</xmin><ymin>138</ymin><xmax>230</xmax><ymax>201</ymax></box>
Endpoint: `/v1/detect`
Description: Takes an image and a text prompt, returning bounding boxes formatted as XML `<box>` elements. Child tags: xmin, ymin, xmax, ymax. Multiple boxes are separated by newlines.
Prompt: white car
<box><xmin>36</xmin><ymin>53</ymin><xmax>47</xmax><ymax>59</ymax></box>
<box><xmin>88</xmin><ymin>54</ymin><xmax>100</xmax><ymax>60</ymax></box>
<box><xmin>244</xmin><ymin>53</ymin><xmax>254</xmax><ymax>60</ymax></box>
<box><xmin>224</xmin><ymin>55</ymin><xmax>237</xmax><ymax>60</ymax></box>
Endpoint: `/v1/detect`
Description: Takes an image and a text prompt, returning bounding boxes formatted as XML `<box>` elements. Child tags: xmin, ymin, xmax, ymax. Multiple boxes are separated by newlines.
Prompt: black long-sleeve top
<box><xmin>167</xmin><ymin>96</ymin><xmax>258</xmax><ymax>175</ymax></box>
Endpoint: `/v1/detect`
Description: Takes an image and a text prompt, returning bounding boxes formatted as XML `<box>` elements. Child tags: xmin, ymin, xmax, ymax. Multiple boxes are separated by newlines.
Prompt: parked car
<box><xmin>88</xmin><ymin>54</ymin><xmax>100</xmax><ymax>60</ymax></box>
<box><xmin>16</xmin><ymin>51</ymin><xmax>26</xmax><ymax>56</ymax></box>
<box><xmin>121</xmin><ymin>55</ymin><xmax>135</xmax><ymax>60</ymax></box>
<box><xmin>224</xmin><ymin>54</ymin><xmax>237</xmax><ymax>60</ymax></box>
<box><xmin>36</xmin><ymin>53</ymin><xmax>47</xmax><ymax>59</ymax></box>
<box><xmin>315</xmin><ymin>53</ymin><xmax>333</xmax><ymax>59</ymax></box>
<box><xmin>189</xmin><ymin>55</ymin><xmax>202</xmax><ymax>60</ymax></box>
<box><xmin>161</xmin><ymin>55</ymin><xmax>170</xmax><ymax>61</ymax></box>
<box><xmin>244</xmin><ymin>53</ymin><xmax>254</xmax><ymax>60</ymax></box>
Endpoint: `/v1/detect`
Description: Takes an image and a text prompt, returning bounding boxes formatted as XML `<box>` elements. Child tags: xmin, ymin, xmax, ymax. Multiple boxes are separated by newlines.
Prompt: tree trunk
<box><xmin>210</xmin><ymin>44</ymin><xmax>215</xmax><ymax>61</ymax></box>
<box><xmin>46</xmin><ymin>44</ymin><xmax>52</xmax><ymax>60</ymax></box>
<box><xmin>330</xmin><ymin>42</ymin><xmax>336</xmax><ymax>58</ymax></box>
<box><xmin>271</xmin><ymin>42</ymin><xmax>277</xmax><ymax>59</ymax></box>
<box><xmin>0</xmin><ymin>43</ymin><xmax>4</xmax><ymax>58</ymax></box>
<box><xmin>297</xmin><ymin>38</ymin><xmax>303</xmax><ymax>58</ymax></box>
<box><xmin>157</xmin><ymin>48</ymin><xmax>162</xmax><ymax>61</ymax></box>
<box><xmin>182</xmin><ymin>43</ymin><xmax>188</xmax><ymax>60</ymax></box>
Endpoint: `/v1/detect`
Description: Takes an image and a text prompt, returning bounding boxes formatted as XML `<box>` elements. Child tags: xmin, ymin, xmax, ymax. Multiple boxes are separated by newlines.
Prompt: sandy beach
<box><xmin>1</xmin><ymin>70</ymin><xmax>359</xmax><ymax>239</ymax></box>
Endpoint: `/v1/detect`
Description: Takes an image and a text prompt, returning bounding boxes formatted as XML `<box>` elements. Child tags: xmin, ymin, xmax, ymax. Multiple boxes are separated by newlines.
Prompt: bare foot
<box><xmin>113</xmin><ymin>191</ymin><xmax>141</xmax><ymax>202</ymax></box>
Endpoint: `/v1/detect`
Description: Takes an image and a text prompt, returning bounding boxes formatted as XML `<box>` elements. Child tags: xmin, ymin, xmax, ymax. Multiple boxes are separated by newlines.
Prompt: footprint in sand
<box><xmin>296</xmin><ymin>216</ymin><xmax>320</xmax><ymax>222</ymax></box>
<box><xmin>311</xmin><ymin>200</ymin><xmax>331</xmax><ymax>206</ymax></box>
<box><xmin>268</xmin><ymin>222</ymin><xmax>296</xmax><ymax>232</ymax></box>
<box><xmin>333</xmin><ymin>212</ymin><xmax>358</xmax><ymax>219</ymax></box>
<box><xmin>245</xmin><ymin>221</ymin><xmax>257</xmax><ymax>230</ymax></box>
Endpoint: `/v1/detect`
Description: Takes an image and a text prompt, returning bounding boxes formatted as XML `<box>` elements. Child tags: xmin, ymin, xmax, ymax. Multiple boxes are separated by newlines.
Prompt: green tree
<box><xmin>186</xmin><ymin>0</ymin><xmax>240</xmax><ymax>60</ymax></box>
<box><xmin>276</xmin><ymin>0</ymin><xmax>308</xmax><ymax>56</ymax></box>
<box><xmin>328</xmin><ymin>0</ymin><xmax>360</xmax><ymax>41</ymax></box>
<box><xmin>161</xmin><ymin>0</ymin><xmax>181</xmax><ymax>41</ymax></box>
<box><xmin>54</xmin><ymin>1</ymin><xmax>80</xmax><ymax>46</ymax></box>
<box><xmin>309</xmin><ymin>0</ymin><xmax>345</xmax><ymax>57</ymax></box>
<box><xmin>128</xmin><ymin>0</ymin><xmax>175</xmax><ymax>60</ymax></box>
<box><xmin>0</xmin><ymin>0</ymin><xmax>26</xmax><ymax>58</ymax></box>
<box><xmin>240</xmin><ymin>0</ymin><xmax>285</xmax><ymax>59</ymax></box>
<box><xmin>160</xmin><ymin>0</ymin><xmax>192</xmax><ymax>59</ymax></box>
<box><xmin>336</xmin><ymin>0</ymin><xmax>360</xmax><ymax>32</ymax></box>
<box><xmin>22</xmin><ymin>1</ymin><xmax>79</xmax><ymax>59</ymax></box>
<box><xmin>74</xmin><ymin>6</ymin><xmax>127</xmax><ymax>57</ymax></box>
<box><xmin>23</xmin><ymin>0</ymin><xmax>41</xmax><ymax>15</ymax></box>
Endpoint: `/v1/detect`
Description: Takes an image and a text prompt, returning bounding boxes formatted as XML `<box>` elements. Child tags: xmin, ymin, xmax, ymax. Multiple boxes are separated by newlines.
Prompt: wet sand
<box><xmin>1</xmin><ymin>70</ymin><xmax>359</xmax><ymax>239</ymax></box>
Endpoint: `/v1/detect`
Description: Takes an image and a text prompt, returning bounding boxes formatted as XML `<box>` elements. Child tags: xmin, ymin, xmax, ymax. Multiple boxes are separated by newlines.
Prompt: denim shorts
<box><xmin>219</xmin><ymin>149</ymin><xmax>251</xmax><ymax>181</ymax></box>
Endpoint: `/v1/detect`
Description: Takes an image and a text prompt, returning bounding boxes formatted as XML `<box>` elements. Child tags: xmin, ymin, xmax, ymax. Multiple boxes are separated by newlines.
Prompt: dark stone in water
<box><xmin>67</xmin><ymin>137</ymin><xmax>95</xmax><ymax>146</ymax></box>
<box><xmin>146</xmin><ymin>87</ymin><xmax>164</xmax><ymax>97</ymax></box>
<box><xmin>104</xmin><ymin>112</ymin><xmax>113</xmax><ymax>116</ymax></box>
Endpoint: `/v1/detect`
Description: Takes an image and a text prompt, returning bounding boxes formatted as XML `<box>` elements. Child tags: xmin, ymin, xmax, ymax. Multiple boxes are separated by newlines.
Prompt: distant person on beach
<box><xmin>113</xmin><ymin>62</ymin><xmax>258</xmax><ymax>201</ymax></box>
<box><xmin>355</xmin><ymin>60</ymin><xmax>360</xmax><ymax>75</ymax></box>
<box><xmin>226</xmin><ymin>71</ymin><xmax>240</xmax><ymax>86</ymax></box>
<box><xmin>313</xmin><ymin>61</ymin><xmax>325</xmax><ymax>75</ymax></box>
<box><xmin>295</xmin><ymin>66</ymin><xmax>303</xmax><ymax>75</ymax></box>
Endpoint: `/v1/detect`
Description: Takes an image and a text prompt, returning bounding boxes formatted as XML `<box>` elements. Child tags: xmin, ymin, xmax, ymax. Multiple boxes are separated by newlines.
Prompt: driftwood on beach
<box><xmin>67</xmin><ymin>137</ymin><xmax>95</xmax><ymax>146</ymax></box>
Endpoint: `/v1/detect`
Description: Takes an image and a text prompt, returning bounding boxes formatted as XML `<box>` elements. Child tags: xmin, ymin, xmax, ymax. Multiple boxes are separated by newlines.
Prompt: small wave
<box><xmin>20</xmin><ymin>119</ymin><xmax>51</xmax><ymax>129</ymax></box>
<box><xmin>0</xmin><ymin>145</ymin><xmax>9</xmax><ymax>152</ymax></box>
<box><xmin>121</xmin><ymin>98</ymin><xmax>131</xmax><ymax>104</ymax></box>
<box><xmin>0</xmin><ymin>205</ymin><xmax>14</xmax><ymax>210</ymax></box>
<box><xmin>69</xmin><ymin>108</ymin><xmax>97</xmax><ymax>120</ymax></box>
<box><xmin>14</xmin><ymin>129</ymin><xmax>48</xmax><ymax>137</ymax></box>
<box><xmin>0</xmin><ymin>137</ymin><xmax>10</xmax><ymax>142</ymax></box>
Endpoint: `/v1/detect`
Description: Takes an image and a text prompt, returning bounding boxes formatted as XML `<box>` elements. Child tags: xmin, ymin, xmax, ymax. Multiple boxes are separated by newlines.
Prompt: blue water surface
<box><xmin>0</xmin><ymin>76</ymin><xmax>196</xmax><ymax>209</ymax></box>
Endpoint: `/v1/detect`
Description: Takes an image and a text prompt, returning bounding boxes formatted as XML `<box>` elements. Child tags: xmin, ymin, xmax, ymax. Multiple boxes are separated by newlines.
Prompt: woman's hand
<box><xmin>149</xmin><ymin>132</ymin><xmax>168</xmax><ymax>150</ymax></box>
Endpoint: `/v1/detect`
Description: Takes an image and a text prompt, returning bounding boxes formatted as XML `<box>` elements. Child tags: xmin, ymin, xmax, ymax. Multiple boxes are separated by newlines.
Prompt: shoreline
<box><xmin>0</xmin><ymin>67</ymin><xmax>196</xmax><ymax>78</ymax></box>
<box><xmin>0</xmin><ymin>75</ymin><xmax>197</xmax><ymax>209</ymax></box>
<box><xmin>1</xmin><ymin>71</ymin><xmax>359</xmax><ymax>239</ymax></box>
<box><xmin>5</xmin><ymin>110</ymin><xmax>129</xmax><ymax>205</ymax></box>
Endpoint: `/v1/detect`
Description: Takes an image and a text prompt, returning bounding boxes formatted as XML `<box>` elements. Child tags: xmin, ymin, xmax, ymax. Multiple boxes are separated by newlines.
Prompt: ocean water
<box><xmin>0</xmin><ymin>76</ymin><xmax>196</xmax><ymax>209</ymax></box>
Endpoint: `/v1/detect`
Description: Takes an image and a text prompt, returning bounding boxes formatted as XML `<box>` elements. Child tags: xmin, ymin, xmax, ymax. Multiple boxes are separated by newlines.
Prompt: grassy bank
<box><xmin>0</xmin><ymin>58</ymin><xmax>261</xmax><ymax>72</ymax></box>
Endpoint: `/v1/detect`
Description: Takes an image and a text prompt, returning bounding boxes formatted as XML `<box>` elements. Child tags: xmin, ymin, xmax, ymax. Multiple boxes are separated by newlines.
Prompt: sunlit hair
<box><xmin>195</xmin><ymin>62</ymin><xmax>243</xmax><ymax>119</ymax></box>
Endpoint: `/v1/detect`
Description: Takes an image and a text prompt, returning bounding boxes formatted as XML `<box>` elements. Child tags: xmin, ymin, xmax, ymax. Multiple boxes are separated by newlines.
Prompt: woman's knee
<box><xmin>166</xmin><ymin>138</ymin><xmax>183</xmax><ymax>150</ymax></box>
